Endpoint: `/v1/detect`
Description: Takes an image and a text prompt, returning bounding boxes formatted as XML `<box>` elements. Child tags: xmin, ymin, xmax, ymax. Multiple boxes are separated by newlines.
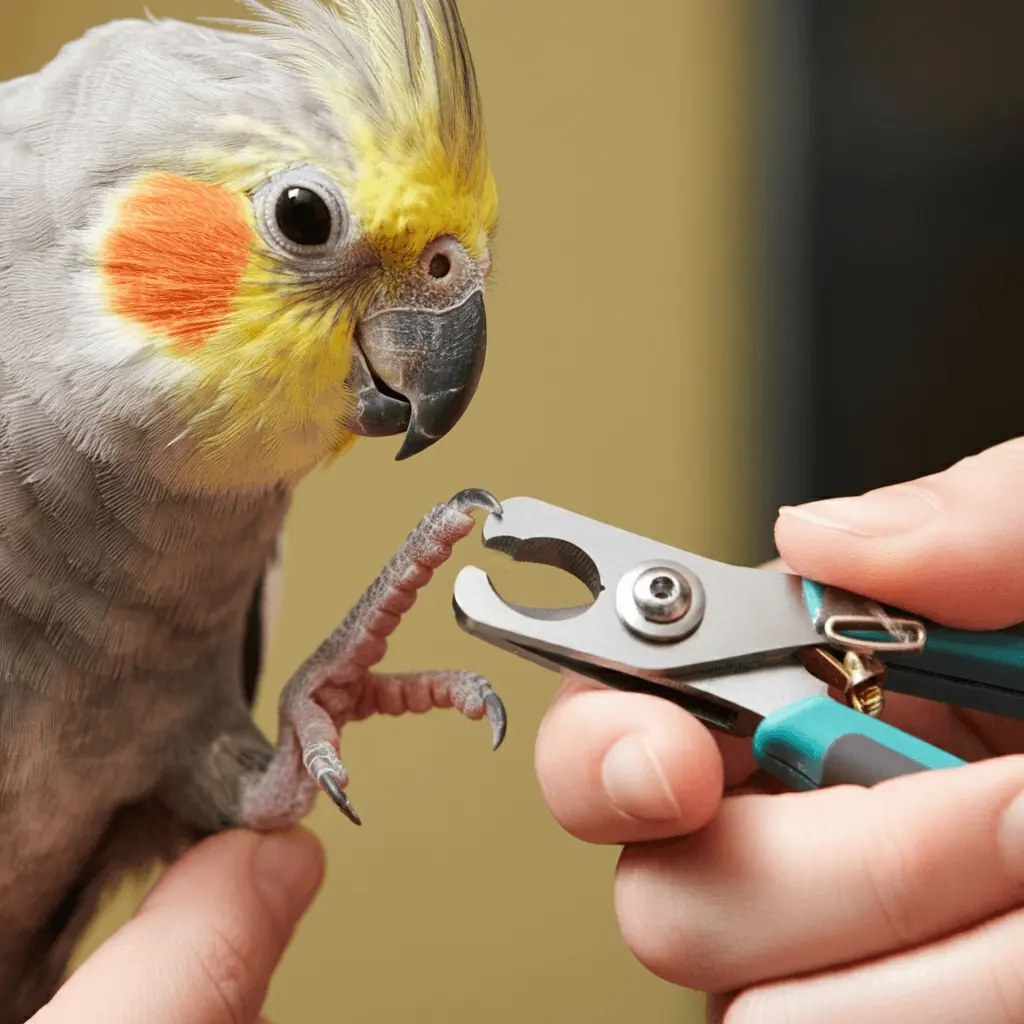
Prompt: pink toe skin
<box><xmin>247</xmin><ymin>495</ymin><xmax>492</xmax><ymax>828</ymax></box>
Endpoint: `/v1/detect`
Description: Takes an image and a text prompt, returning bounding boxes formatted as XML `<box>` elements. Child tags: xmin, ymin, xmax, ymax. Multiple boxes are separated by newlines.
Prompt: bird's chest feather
<box><xmin>0</xmin><ymin>425</ymin><xmax>290</xmax><ymax>942</ymax></box>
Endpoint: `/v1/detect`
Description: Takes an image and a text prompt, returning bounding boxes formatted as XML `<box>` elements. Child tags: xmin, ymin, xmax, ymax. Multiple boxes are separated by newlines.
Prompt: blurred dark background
<box><xmin>754</xmin><ymin>0</ymin><xmax>1024</xmax><ymax>559</ymax></box>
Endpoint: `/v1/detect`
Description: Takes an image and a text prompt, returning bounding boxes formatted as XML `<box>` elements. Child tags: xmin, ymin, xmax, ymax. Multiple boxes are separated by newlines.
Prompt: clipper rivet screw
<box><xmin>633</xmin><ymin>568</ymin><xmax>691</xmax><ymax>624</ymax></box>
<box><xmin>616</xmin><ymin>560</ymin><xmax>706</xmax><ymax>643</ymax></box>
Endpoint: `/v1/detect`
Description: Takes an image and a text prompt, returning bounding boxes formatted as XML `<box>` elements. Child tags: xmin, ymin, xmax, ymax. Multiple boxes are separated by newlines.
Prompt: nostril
<box><xmin>428</xmin><ymin>253</ymin><xmax>452</xmax><ymax>279</ymax></box>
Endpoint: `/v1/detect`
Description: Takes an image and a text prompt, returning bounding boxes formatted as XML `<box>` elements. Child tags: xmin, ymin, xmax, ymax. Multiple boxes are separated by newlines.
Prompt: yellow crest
<box><xmin>235</xmin><ymin>0</ymin><xmax>499</xmax><ymax>264</ymax></box>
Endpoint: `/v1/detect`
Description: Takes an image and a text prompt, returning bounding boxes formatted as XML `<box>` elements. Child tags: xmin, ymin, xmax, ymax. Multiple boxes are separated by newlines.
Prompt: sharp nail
<box><xmin>449</xmin><ymin>488</ymin><xmax>503</xmax><ymax>518</ymax></box>
<box><xmin>341</xmin><ymin>803</ymin><xmax>363</xmax><ymax>827</ymax></box>
<box><xmin>322</xmin><ymin>775</ymin><xmax>363</xmax><ymax>827</ymax></box>
<box><xmin>485</xmin><ymin>691</ymin><xmax>507</xmax><ymax>750</ymax></box>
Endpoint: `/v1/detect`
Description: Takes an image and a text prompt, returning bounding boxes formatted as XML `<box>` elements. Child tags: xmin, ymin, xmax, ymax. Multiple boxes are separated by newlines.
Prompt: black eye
<box><xmin>275</xmin><ymin>186</ymin><xmax>333</xmax><ymax>247</ymax></box>
<box><xmin>428</xmin><ymin>253</ymin><xmax>452</xmax><ymax>279</ymax></box>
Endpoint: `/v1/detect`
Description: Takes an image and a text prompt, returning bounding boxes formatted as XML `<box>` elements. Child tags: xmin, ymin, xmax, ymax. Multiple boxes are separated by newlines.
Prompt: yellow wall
<box><xmin>0</xmin><ymin>2</ymin><xmax>754</xmax><ymax>1020</ymax></box>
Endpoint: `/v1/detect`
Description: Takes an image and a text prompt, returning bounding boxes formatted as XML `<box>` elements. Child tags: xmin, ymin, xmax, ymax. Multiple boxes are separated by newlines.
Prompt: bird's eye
<box><xmin>274</xmin><ymin>186</ymin><xmax>333</xmax><ymax>247</ymax></box>
<box><xmin>428</xmin><ymin>253</ymin><xmax>452</xmax><ymax>279</ymax></box>
<box><xmin>254</xmin><ymin>167</ymin><xmax>347</xmax><ymax>257</ymax></box>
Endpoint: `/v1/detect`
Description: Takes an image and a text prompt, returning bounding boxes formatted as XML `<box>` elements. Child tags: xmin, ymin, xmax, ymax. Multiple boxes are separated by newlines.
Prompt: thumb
<box><xmin>775</xmin><ymin>437</ymin><xmax>1024</xmax><ymax>629</ymax></box>
<box><xmin>35</xmin><ymin>827</ymin><xmax>324</xmax><ymax>1024</ymax></box>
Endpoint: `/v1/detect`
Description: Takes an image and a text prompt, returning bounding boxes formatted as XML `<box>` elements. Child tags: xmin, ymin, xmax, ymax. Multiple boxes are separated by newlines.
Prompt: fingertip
<box><xmin>139</xmin><ymin>825</ymin><xmax>324</xmax><ymax>946</ymax></box>
<box><xmin>776</xmin><ymin>506</ymin><xmax>1024</xmax><ymax>629</ymax></box>
<box><xmin>535</xmin><ymin>684</ymin><xmax>724</xmax><ymax>845</ymax></box>
<box><xmin>252</xmin><ymin>826</ymin><xmax>325</xmax><ymax>924</ymax></box>
<box><xmin>773</xmin><ymin>507</ymin><xmax>862</xmax><ymax>580</ymax></box>
<box><xmin>773</xmin><ymin>442</ymin><xmax>1024</xmax><ymax>628</ymax></box>
<box><xmin>139</xmin><ymin>828</ymin><xmax>257</xmax><ymax>914</ymax></box>
<box><xmin>45</xmin><ymin>826</ymin><xmax>323</xmax><ymax>1023</ymax></box>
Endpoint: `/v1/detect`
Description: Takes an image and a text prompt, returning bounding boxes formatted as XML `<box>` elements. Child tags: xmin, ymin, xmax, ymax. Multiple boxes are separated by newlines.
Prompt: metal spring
<box><xmin>849</xmin><ymin>683</ymin><xmax>885</xmax><ymax>718</ymax></box>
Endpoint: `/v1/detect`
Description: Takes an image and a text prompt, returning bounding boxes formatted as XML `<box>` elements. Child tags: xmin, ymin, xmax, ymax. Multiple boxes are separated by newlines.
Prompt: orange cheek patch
<box><xmin>100</xmin><ymin>173</ymin><xmax>254</xmax><ymax>349</ymax></box>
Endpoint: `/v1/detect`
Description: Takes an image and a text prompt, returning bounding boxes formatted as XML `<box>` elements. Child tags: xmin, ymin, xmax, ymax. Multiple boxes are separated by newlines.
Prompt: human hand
<box><xmin>32</xmin><ymin>827</ymin><xmax>324</xmax><ymax>1024</ymax></box>
<box><xmin>534</xmin><ymin>438</ymin><xmax>1024</xmax><ymax>1022</ymax></box>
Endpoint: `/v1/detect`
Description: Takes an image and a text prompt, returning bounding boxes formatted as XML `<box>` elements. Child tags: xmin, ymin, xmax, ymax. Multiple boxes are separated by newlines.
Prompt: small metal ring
<box><xmin>823</xmin><ymin>614</ymin><xmax>927</xmax><ymax>654</ymax></box>
<box><xmin>615</xmin><ymin>560</ymin><xmax>706</xmax><ymax>643</ymax></box>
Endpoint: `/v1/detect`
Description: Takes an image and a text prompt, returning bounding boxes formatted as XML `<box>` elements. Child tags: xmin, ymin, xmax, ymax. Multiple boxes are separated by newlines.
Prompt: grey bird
<box><xmin>0</xmin><ymin>0</ymin><xmax>505</xmax><ymax>1017</ymax></box>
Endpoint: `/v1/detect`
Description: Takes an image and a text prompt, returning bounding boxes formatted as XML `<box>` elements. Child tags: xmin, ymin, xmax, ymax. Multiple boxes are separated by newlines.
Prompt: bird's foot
<box><xmin>240</xmin><ymin>490</ymin><xmax>506</xmax><ymax>830</ymax></box>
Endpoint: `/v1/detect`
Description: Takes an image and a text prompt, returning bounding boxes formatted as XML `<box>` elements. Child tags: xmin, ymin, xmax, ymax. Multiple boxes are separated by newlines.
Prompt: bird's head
<box><xmin>60</xmin><ymin>0</ymin><xmax>497</xmax><ymax>489</ymax></box>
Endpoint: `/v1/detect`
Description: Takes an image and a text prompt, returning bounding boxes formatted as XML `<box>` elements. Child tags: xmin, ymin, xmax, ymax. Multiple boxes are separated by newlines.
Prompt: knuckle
<box><xmin>857</xmin><ymin>821</ymin><xmax>920</xmax><ymax>947</ymax></box>
<box><xmin>861</xmin><ymin>760</ymin><xmax>1024</xmax><ymax>948</ymax></box>
<box><xmin>859</xmin><ymin>780</ymin><xmax>968</xmax><ymax>948</ymax></box>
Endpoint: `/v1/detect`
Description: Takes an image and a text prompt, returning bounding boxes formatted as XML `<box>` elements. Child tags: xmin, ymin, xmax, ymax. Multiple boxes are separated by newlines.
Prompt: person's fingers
<box><xmin>720</xmin><ymin>905</ymin><xmax>1024</xmax><ymax>1024</ymax></box>
<box><xmin>534</xmin><ymin>675</ymin><xmax>726</xmax><ymax>844</ymax></box>
<box><xmin>774</xmin><ymin>439</ymin><xmax>1024</xmax><ymax>757</ymax></box>
<box><xmin>36</xmin><ymin>827</ymin><xmax>324</xmax><ymax>1024</ymax></box>
<box><xmin>536</xmin><ymin>665</ymin><xmax>1000</xmax><ymax>846</ymax></box>
<box><xmin>775</xmin><ymin>437</ymin><xmax>1024</xmax><ymax>629</ymax></box>
<box><xmin>612</xmin><ymin>756</ymin><xmax>1024</xmax><ymax>993</ymax></box>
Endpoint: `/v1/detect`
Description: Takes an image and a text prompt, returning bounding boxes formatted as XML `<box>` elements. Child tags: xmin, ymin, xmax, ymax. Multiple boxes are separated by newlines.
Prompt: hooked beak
<box><xmin>345</xmin><ymin>291</ymin><xmax>487</xmax><ymax>461</ymax></box>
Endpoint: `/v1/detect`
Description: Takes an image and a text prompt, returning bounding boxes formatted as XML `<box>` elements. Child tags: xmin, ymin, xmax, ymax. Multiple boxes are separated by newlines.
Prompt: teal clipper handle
<box><xmin>801</xmin><ymin>578</ymin><xmax>1024</xmax><ymax>718</ymax></box>
<box><xmin>752</xmin><ymin>577</ymin><xmax>1019</xmax><ymax>790</ymax></box>
<box><xmin>752</xmin><ymin>695</ymin><xmax>965</xmax><ymax>791</ymax></box>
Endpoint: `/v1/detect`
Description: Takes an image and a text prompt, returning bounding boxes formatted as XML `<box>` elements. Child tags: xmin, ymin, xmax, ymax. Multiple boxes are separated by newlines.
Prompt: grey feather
<box><xmin>243</xmin><ymin>537</ymin><xmax>284</xmax><ymax>707</ymax></box>
<box><xmin>0</xmin><ymin>1</ymin><xmax>494</xmax><ymax>1015</ymax></box>
<box><xmin>0</xmin><ymin>17</ymin><xmax>332</xmax><ymax>1021</ymax></box>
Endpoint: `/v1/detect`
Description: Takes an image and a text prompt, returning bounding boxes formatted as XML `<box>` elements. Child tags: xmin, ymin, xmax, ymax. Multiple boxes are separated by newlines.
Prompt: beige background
<box><xmin>1</xmin><ymin>2</ymin><xmax>756</xmax><ymax>1020</ymax></box>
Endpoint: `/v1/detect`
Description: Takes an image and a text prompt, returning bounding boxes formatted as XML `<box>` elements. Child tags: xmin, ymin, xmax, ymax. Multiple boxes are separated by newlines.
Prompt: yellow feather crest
<box><xmin>232</xmin><ymin>0</ymin><xmax>498</xmax><ymax>263</ymax></box>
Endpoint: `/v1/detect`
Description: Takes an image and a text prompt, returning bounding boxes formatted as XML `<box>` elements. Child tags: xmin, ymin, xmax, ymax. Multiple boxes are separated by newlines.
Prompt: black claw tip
<box><xmin>449</xmin><ymin>488</ymin><xmax>503</xmax><ymax>518</ymax></box>
<box><xmin>322</xmin><ymin>775</ymin><xmax>363</xmax><ymax>826</ymax></box>
<box><xmin>485</xmin><ymin>691</ymin><xmax>508</xmax><ymax>751</ymax></box>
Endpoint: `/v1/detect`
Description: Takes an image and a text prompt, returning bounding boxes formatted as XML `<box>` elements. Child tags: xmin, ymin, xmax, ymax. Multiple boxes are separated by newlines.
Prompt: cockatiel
<box><xmin>0</xmin><ymin>1</ymin><xmax>504</xmax><ymax>1018</ymax></box>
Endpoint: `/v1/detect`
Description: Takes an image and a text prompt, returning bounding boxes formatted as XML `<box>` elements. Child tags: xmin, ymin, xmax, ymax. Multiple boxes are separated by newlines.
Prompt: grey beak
<box><xmin>346</xmin><ymin>291</ymin><xmax>487</xmax><ymax>461</ymax></box>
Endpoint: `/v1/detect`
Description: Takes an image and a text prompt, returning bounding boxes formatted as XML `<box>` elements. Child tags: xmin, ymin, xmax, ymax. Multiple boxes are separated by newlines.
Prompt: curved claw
<box><xmin>485</xmin><ymin>691</ymin><xmax>508</xmax><ymax>750</ymax></box>
<box><xmin>322</xmin><ymin>775</ymin><xmax>363</xmax><ymax>827</ymax></box>
<box><xmin>448</xmin><ymin>488</ymin><xmax>503</xmax><ymax>518</ymax></box>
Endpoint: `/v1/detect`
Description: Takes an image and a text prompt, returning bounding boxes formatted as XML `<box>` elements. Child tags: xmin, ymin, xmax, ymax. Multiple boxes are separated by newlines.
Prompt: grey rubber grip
<box><xmin>819</xmin><ymin>735</ymin><xmax>933</xmax><ymax>788</ymax></box>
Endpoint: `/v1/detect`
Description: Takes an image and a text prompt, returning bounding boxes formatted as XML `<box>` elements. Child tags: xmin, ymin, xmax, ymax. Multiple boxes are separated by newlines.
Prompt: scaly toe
<box><xmin>448</xmin><ymin>488</ymin><xmax>503</xmax><ymax>518</ymax></box>
<box><xmin>304</xmin><ymin>741</ymin><xmax>362</xmax><ymax>826</ymax></box>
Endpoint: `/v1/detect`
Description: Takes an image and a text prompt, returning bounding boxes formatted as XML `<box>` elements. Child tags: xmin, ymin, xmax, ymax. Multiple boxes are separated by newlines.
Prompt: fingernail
<box><xmin>601</xmin><ymin>734</ymin><xmax>680</xmax><ymax>822</ymax></box>
<box><xmin>253</xmin><ymin>829</ymin><xmax>324</xmax><ymax>909</ymax></box>
<box><xmin>998</xmin><ymin>791</ymin><xmax>1024</xmax><ymax>877</ymax></box>
<box><xmin>780</xmin><ymin>488</ymin><xmax>939</xmax><ymax>537</ymax></box>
